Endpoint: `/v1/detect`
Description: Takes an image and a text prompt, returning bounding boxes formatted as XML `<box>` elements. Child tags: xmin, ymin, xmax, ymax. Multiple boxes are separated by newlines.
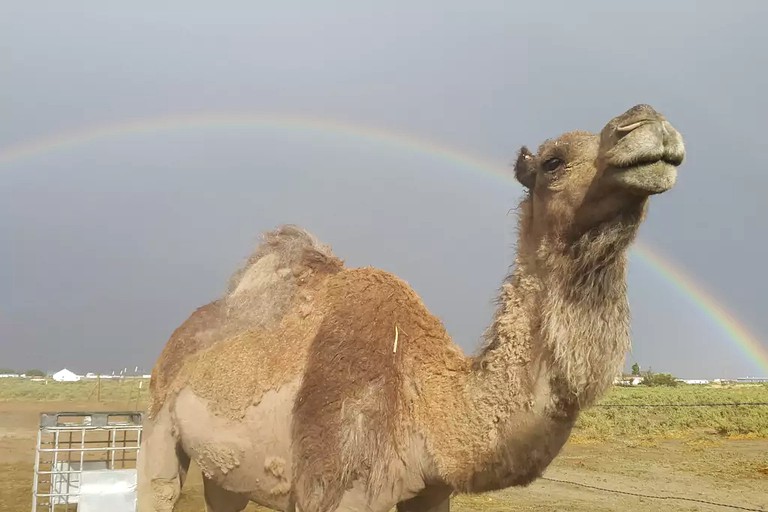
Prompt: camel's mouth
<box><xmin>607</xmin><ymin>159</ymin><xmax>679</xmax><ymax>195</ymax></box>
<box><xmin>601</xmin><ymin>115</ymin><xmax>685</xmax><ymax>191</ymax></box>
<box><xmin>611</xmin><ymin>153</ymin><xmax>684</xmax><ymax>171</ymax></box>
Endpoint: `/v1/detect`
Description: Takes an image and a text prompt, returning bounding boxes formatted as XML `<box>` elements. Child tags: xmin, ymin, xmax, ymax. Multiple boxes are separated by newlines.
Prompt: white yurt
<box><xmin>52</xmin><ymin>368</ymin><xmax>81</xmax><ymax>382</ymax></box>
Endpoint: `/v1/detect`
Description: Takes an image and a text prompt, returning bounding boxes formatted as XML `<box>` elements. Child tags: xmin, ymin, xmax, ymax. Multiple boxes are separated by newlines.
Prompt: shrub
<box><xmin>640</xmin><ymin>370</ymin><xmax>678</xmax><ymax>387</ymax></box>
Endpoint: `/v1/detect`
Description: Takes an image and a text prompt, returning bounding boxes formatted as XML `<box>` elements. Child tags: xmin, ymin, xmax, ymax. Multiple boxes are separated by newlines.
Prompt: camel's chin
<box><xmin>609</xmin><ymin>162</ymin><xmax>678</xmax><ymax>196</ymax></box>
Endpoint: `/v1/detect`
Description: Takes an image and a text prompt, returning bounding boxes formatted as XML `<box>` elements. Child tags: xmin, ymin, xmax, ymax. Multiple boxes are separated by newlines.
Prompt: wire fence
<box><xmin>540</xmin><ymin>476</ymin><xmax>766</xmax><ymax>512</ymax></box>
<box><xmin>595</xmin><ymin>402</ymin><xmax>768</xmax><ymax>407</ymax></box>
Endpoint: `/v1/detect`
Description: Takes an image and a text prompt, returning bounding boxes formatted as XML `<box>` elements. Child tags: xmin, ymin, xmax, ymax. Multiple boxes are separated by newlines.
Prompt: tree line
<box><xmin>0</xmin><ymin>368</ymin><xmax>46</xmax><ymax>377</ymax></box>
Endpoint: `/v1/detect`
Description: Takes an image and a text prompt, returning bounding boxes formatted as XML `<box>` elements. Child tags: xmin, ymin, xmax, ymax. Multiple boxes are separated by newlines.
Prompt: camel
<box><xmin>137</xmin><ymin>103</ymin><xmax>686</xmax><ymax>512</ymax></box>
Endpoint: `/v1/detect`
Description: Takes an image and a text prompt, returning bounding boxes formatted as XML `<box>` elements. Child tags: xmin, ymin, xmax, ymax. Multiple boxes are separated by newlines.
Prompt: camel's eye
<box><xmin>543</xmin><ymin>158</ymin><xmax>564</xmax><ymax>173</ymax></box>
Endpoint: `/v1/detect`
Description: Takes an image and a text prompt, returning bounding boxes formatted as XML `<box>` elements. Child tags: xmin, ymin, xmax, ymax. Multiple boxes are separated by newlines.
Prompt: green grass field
<box><xmin>0</xmin><ymin>377</ymin><xmax>148</xmax><ymax>403</ymax></box>
<box><xmin>1</xmin><ymin>378</ymin><xmax>767</xmax><ymax>441</ymax></box>
<box><xmin>575</xmin><ymin>384</ymin><xmax>768</xmax><ymax>441</ymax></box>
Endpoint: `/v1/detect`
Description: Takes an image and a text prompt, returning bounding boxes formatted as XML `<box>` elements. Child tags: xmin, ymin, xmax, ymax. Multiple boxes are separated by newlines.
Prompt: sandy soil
<box><xmin>2</xmin><ymin>400</ymin><xmax>766</xmax><ymax>512</ymax></box>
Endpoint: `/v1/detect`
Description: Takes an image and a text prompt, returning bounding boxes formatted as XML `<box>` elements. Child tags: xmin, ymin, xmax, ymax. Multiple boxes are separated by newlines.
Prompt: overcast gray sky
<box><xmin>1</xmin><ymin>0</ymin><xmax>766</xmax><ymax>379</ymax></box>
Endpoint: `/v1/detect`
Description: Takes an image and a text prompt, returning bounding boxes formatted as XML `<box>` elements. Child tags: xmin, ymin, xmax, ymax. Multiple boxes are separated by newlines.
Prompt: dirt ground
<box><xmin>2</xmin><ymin>400</ymin><xmax>766</xmax><ymax>512</ymax></box>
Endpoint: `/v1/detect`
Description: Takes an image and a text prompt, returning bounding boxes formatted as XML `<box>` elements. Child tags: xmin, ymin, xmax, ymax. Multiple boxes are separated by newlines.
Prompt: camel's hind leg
<box><xmin>137</xmin><ymin>406</ymin><xmax>190</xmax><ymax>512</ymax></box>
<box><xmin>396</xmin><ymin>485</ymin><xmax>452</xmax><ymax>512</ymax></box>
<box><xmin>203</xmin><ymin>477</ymin><xmax>249</xmax><ymax>512</ymax></box>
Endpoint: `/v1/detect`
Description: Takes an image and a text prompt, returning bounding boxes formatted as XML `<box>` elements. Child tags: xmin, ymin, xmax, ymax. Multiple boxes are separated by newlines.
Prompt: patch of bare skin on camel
<box><xmin>140</xmin><ymin>104</ymin><xmax>686</xmax><ymax>512</ymax></box>
<box><xmin>170</xmin><ymin>382</ymin><xmax>301</xmax><ymax>511</ymax></box>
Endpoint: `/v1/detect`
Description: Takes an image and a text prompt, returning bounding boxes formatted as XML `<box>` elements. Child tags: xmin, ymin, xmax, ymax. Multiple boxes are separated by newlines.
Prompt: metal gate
<box><xmin>31</xmin><ymin>411</ymin><xmax>143</xmax><ymax>512</ymax></box>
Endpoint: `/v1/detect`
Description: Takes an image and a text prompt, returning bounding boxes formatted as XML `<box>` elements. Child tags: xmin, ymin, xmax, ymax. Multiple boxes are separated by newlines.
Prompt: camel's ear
<box><xmin>514</xmin><ymin>146</ymin><xmax>537</xmax><ymax>189</ymax></box>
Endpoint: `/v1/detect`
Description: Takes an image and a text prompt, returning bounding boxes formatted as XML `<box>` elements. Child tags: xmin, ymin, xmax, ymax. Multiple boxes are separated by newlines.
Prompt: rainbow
<box><xmin>1</xmin><ymin>111</ymin><xmax>766</xmax><ymax>375</ymax></box>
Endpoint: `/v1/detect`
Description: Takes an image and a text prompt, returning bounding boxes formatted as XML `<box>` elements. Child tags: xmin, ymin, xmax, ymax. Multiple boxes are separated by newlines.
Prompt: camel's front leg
<box><xmin>136</xmin><ymin>406</ymin><xmax>190</xmax><ymax>512</ymax></box>
<box><xmin>396</xmin><ymin>485</ymin><xmax>451</xmax><ymax>512</ymax></box>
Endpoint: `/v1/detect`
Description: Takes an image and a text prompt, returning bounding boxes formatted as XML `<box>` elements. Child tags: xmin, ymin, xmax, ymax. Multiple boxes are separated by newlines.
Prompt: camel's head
<box><xmin>514</xmin><ymin>104</ymin><xmax>685</xmax><ymax>242</ymax></box>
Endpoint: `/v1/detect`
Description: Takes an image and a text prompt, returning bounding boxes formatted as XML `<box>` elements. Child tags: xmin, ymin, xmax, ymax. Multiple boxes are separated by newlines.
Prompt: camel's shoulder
<box><xmin>326</xmin><ymin>266</ymin><xmax>428</xmax><ymax>310</ymax></box>
<box><xmin>320</xmin><ymin>267</ymin><xmax>465</xmax><ymax>362</ymax></box>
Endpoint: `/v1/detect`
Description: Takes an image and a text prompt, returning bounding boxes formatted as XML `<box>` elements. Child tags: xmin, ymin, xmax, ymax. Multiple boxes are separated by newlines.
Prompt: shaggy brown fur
<box><xmin>148</xmin><ymin>225</ymin><xmax>343</xmax><ymax>418</ymax></box>
<box><xmin>140</xmin><ymin>104</ymin><xmax>686</xmax><ymax>512</ymax></box>
<box><xmin>289</xmin><ymin>202</ymin><xmax>643</xmax><ymax>502</ymax></box>
<box><xmin>293</xmin><ymin>268</ymin><xmax>414</xmax><ymax>512</ymax></box>
<box><xmin>148</xmin><ymin>300</ymin><xmax>224</xmax><ymax>417</ymax></box>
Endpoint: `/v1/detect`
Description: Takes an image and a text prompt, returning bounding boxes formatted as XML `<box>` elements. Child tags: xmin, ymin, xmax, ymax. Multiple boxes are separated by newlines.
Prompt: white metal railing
<box><xmin>31</xmin><ymin>411</ymin><xmax>143</xmax><ymax>512</ymax></box>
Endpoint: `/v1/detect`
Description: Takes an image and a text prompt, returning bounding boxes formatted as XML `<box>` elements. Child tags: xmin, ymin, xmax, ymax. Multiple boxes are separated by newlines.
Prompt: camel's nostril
<box><xmin>616</xmin><ymin>120</ymin><xmax>651</xmax><ymax>133</ymax></box>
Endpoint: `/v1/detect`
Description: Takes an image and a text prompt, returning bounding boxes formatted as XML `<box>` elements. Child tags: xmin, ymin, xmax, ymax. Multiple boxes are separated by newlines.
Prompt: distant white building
<box><xmin>52</xmin><ymin>368</ymin><xmax>81</xmax><ymax>382</ymax></box>
<box><xmin>614</xmin><ymin>376</ymin><xmax>644</xmax><ymax>386</ymax></box>
<box><xmin>680</xmin><ymin>379</ymin><xmax>710</xmax><ymax>385</ymax></box>
<box><xmin>735</xmin><ymin>377</ymin><xmax>768</xmax><ymax>384</ymax></box>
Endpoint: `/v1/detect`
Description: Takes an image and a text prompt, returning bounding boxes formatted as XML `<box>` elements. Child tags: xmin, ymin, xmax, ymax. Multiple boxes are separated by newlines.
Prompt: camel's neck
<box><xmin>473</xmin><ymin>205</ymin><xmax>641</xmax><ymax>420</ymax></box>
<box><xmin>454</xmin><ymin>223</ymin><xmax>636</xmax><ymax>492</ymax></box>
